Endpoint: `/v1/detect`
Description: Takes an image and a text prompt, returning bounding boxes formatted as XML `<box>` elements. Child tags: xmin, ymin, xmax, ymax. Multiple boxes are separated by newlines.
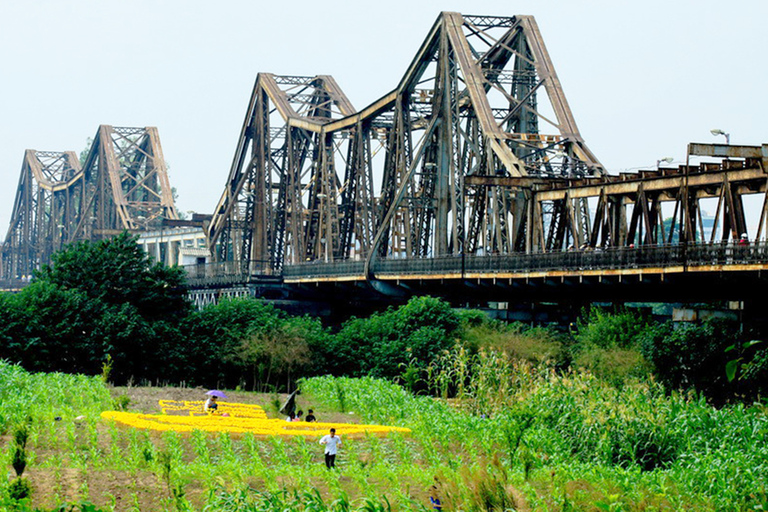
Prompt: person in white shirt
<box><xmin>319</xmin><ymin>428</ymin><xmax>341</xmax><ymax>469</ymax></box>
<box><xmin>204</xmin><ymin>395</ymin><xmax>218</xmax><ymax>413</ymax></box>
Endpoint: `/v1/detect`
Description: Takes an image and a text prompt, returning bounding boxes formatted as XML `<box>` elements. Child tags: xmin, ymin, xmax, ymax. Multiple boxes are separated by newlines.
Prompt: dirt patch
<box><xmin>25</xmin><ymin>468</ymin><xmax>167</xmax><ymax>511</ymax></box>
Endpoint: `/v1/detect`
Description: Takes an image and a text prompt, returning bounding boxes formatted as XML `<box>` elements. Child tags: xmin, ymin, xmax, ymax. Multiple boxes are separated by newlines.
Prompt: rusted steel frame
<box><xmin>314</xmin><ymin>75</ymin><xmax>356</xmax><ymax>117</ymax></box>
<box><xmin>463</xmin><ymin>115</ymin><xmax>487</xmax><ymax>253</ymax></box>
<box><xmin>588</xmin><ymin>189</ymin><xmax>606</xmax><ymax>247</ymax></box>
<box><xmin>25</xmin><ymin>150</ymin><xmax>83</xmax><ymax>191</ymax></box>
<box><xmin>756</xmin><ymin>186</ymin><xmax>768</xmax><ymax>242</ymax></box>
<box><xmin>3</xmin><ymin>155</ymin><xmax>35</xmax><ymax>277</ymax></box>
<box><xmin>665</xmin><ymin>186</ymin><xmax>682</xmax><ymax>245</ymax></box>
<box><xmin>364</xmin><ymin>113</ymin><xmax>441</xmax><ymax>275</ymax></box>
<box><xmin>516</xmin><ymin>16</ymin><xmax>604</xmax><ymax>173</ymax></box>
<box><xmin>650</xmin><ymin>195</ymin><xmax>664</xmax><ymax>243</ymax></box>
<box><xmin>432</xmin><ymin>24</ymin><xmax>453</xmax><ymax>257</ymax></box>
<box><xmin>317</xmin><ymin>91</ymin><xmax>397</xmax><ymax>133</ymax></box>
<box><xmin>565</xmin><ymin>195</ymin><xmax>582</xmax><ymax>248</ymax></box>
<box><xmin>377</xmin><ymin>97</ymin><xmax>413</xmax><ymax>257</ymax></box>
<box><xmin>531</xmin><ymin>196</ymin><xmax>546</xmax><ymax>252</ymax></box>
<box><xmin>511</xmin><ymin>188</ymin><xmax>529</xmax><ymax>252</ymax></box>
<box><xmin>639</xmin><ymin>189</ymin><xmax>655</xmax><ymax>245</ymax></box>
<box><xmin>722</xmin><ymin>177</ymin><xmax>748</xmax><ymax>240</ymax></box>
<box><xmin>208</xmin><ymin>75</ymin><xmax>264</xmax><ymax>250</ymax></box>
<box><xmin>545</xmin><ymin>198</ymin><xmax>564</xmax><ymax>251</ymax></box>
<box><xmin>97</xmin><ymin>126</ymin><xmax>132</xmax><ymax>230</ymax></box>
<box><xmin>146</xmin><ymin>128</ymin><xmax>177</xmax><ymax>213</ymax></box>
<box><xmin>394</xmin><ymin>14</ymin><xmax>444</xmax><ymax>95</ymax></box>
<box><xmin>110</xmin><ymin>129</ymin><xmax>175</xmax><ymax>223</ymax></box>
<box><xmin>338</xmin><ymin>123</ymin><xmax>372</xmax><ymax>258</ymax></box>
<box><xmin>444</xmin><ymin>12</ymin><xmax>525</xmax><ymax>177</ymax></box>
<box><xmin>496</xmin><ymin>79</ymin><xmax>545</xmax><ymax>130</ymax></box>
<box><xmin>575</xmin><ymin>197</ymin><xmax>590</xmax><ymax>246</ymax></box>
<box><xmin>248</xmin><ymin>87</ymin><xmax>272</xmax><ymax>268</ymax></box>
<box><xmin>688</xmin><ymin>142</ymin><xmax>768</xmax><ymax>168</ymax></box>
<box><xmin>2</xmin><ymin>151</ymin><xmax>83</xmax><ymax>278</ymax></box>
<box><xmin>304</xmin><ymin>132</ymin><xmax>340</xmax><ymax>262</ymax></box>
<box><xmin>466</xmin><ymin>17</ymin><xmax>522</xmax><ymax>66</ymax></box>
<box><xmin>535</xmin><ymin>167</ymin><xmax>765</xmax><ymax>201</ymax></box>
<box><xmin>625</xmin><ymin>186</ymin><xmax>646</xmax><ymax>245</ymax></box>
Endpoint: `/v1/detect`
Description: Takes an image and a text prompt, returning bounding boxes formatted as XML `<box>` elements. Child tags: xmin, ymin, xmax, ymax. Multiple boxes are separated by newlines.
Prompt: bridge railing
<box><xmin>281</xmin><ymin>260</ymin><xmax>366</xmax><ymax>279</ymax></box>
<box><xmin>0</xmin><ymin>278</ymin><xmax>31</xmax><ymax>291</ymax></box>
<box><xmin>184</xmin><ymin>242</ymin><xmax>768</xmax><ymax>286</ymax></box>
<box><xmin>182</xmin><ymin>260</ymin><xmax>275</xmax><ymax>287</ymax></box>
<box><xmin>376</xmin><ymin>242</ymin><xmax>768</xmax><ymax>276</ymax></box>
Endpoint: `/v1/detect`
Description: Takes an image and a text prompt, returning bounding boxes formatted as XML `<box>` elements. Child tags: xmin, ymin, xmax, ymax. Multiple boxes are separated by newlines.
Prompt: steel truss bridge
<box><xmin>3</xmin><ymin>12</ymin><xmax>768</xmax><ymax>314</ymax></box>
<box><xmin>193</xmin><ymin>12</ymin><xmax>768</xmax><ymax>311</ymax></box>
<box><xmin>1</xmin><ymin>125</ymin><xmax>177</xmax><ymax>281</ymax></box>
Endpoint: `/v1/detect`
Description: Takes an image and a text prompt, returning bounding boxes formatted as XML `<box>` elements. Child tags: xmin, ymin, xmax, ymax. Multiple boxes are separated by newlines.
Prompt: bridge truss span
<box><xmin>207</xmin><ymin>12</ymin><xmax>604</xmax><ymax>276</ymax></box>
<box><xmin>198</xmin><ymin>11</ymin><xmax>768</xmax><ymax>308</ymax></box>
<box><xmin>1</xmin><ymin>125</ymin><xmax>178</xmax><ymax>280</ymax></box>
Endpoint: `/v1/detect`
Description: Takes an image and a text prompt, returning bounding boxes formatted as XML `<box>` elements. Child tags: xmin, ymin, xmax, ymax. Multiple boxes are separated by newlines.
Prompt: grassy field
<box><xmin>2</xmin><ymin>360</ymin><xmax>768</xmax><ymax>511</ymax></box>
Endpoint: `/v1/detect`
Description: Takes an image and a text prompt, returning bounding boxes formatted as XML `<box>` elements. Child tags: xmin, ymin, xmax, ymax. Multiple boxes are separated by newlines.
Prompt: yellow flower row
<box><xmin>101</xmin><ymin>411</ymin><xmax>411</xmax><ymax>437</ymax></box>
<box><xmin>159</xmin><ymin>400</ymin><xmax>268</xmax><ymax>419</ymax></box>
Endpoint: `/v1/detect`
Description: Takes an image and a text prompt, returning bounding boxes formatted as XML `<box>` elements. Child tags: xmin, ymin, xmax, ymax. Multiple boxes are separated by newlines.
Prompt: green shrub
<box><xmin>463</xmin><ymin>321</ymin><xmax>564</xmax><ymax>366</ymax></box>
<box><xmin>12</xmin><ymin>442</ymin><xmax>26</xmax><ymax>477</ymax></box>
<box><xmin>571</xmin><ymin>307</ymin><xmax>653</xmax><ymax>385</ymax></box>
<box><xmin>328</xmin><ymin>296</ymin><xmax>460</xmax><ymax>381</ymax></box>
<box><xmin>7</xmin><ymin>477</ymin><xmax>32</xmax><ymax>500</ymax></box>
<box><xmin>640</xmin><ymin>318</ymin><xmax>739</xmax><ymax>398</ymax></box>
<box><xmin>573</xmin><ymin>345</ymin><xmax>653</xmax><ymax>385</ymax></box>
<box><xmin>575</xmin><ymin>306</ymin><xmax>651</xmax><ymax>350</ymax></box>
<box><xmin>113</xmin><ymin>394</ymin><xmax>131</xmax><ymax>411</ymax></box>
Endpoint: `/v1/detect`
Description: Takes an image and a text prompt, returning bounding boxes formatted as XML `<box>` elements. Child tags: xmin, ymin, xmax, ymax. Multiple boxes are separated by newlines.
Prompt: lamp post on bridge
<box><xmin>710</xmin><ymin>128</ymin><xmax>730</xmax><ymax>145</ymax></box>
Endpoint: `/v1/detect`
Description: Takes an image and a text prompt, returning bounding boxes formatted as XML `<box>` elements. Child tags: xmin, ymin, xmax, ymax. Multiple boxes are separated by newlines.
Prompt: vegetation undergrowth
<box><xmin>3</xmin><ymin>235</ymin><xmax>768</xmax><ymax>509</ymax></box>
<box><xmin>2</xmin><ymin>358</ymin><xmax>766</xmax><ymax>510</ymax></box>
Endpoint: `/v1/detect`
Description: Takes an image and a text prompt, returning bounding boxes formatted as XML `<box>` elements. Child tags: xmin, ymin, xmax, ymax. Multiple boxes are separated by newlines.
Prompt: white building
<box><xmin>137</xmin><ymin>225</ymin><xmax>211</xmax><ymax>267</ymax></box>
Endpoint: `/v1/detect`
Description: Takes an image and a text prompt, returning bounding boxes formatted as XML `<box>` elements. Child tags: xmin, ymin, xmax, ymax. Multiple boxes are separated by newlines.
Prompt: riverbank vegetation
<box><xmin>2</xmin><ymin>234</ymin><xmax>768</xmax><ymax>509</ymax></box>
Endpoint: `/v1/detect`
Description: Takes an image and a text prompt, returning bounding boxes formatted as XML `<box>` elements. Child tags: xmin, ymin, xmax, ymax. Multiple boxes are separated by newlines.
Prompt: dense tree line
<box><xmin>0</xmin><ymin>234</ymin><xmax>461</xmax><ymax>390</ymax></box>
<box><xmin>1</xmin><ymin>233</ymin><xmax>766</xmax><ymax>402</ymax></box>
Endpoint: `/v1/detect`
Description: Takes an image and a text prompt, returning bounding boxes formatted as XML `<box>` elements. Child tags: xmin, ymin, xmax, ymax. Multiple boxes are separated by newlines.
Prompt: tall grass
<box><xmin>2</xmin><ymin>358</ymin><xmax>768</xmax><ymax>510</ymax></box>
<box><xmin>303</xmin><ymin>354</ymin><xmax>768</xmax><ymax>511</ymax></box>
<box><xmin>0</xmin><ymin>360</ymin><xmax>112</xmax><ymax>433</ymax></box>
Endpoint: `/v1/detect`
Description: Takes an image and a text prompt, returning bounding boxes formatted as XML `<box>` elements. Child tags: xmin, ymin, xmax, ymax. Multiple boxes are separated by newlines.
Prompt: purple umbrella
<box><xmin>206</xmin><ymin>390</ymin><xmax>227</xmax><ymax>399</ymax></box>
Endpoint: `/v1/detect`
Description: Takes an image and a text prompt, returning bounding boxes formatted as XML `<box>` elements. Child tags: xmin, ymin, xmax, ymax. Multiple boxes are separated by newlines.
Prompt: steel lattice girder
<box><xmin>1</xmin><ymin>126</ymin><xmax>178</xmax><ymax>279</ymax></box>
<box><xmin>72</xmin><ymin>125</ymin><xmax>178</xmax><ymax>240</ymax></box>
<box><xmin>207</xmin><ymin>12</ymin><xmax>605</xmax><ymax>273</ymax></box>
<box><xmin>521</xmin><ymin>143</ymin><xmax>768</xmax><ymax>250</ymax></box>
<box><xmin>1</xmin><ymin>151</ymin><xmax>81</xmax><ymax>279</ymax></box>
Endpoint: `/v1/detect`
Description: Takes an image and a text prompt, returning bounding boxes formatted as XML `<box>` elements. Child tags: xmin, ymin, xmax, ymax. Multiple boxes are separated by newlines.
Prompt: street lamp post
<box><xmin>710</xmin><ymin>128</ymin><xmax>730</xmax><ymax>144</ymax></box>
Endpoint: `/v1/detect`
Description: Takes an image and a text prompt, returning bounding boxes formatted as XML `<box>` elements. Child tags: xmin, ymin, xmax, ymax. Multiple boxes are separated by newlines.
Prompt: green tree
<box><xmin>181</xmin><ymin>298</ymin><xmax>287</xmax><ymax>388</ymax></box>
<box><xmin>36</xmin><ymin>232</ymin><xmax>190</xmax><ymax>321</ymax></box>
<box><xmin>1</xmin><ymin>232</ymin><xmax>191</xmax><ymax>382</ymax></box>
<box><xmin>330</xmin><ymin>296</ymin><xmax>460</xmax><ymax>380</ymax></box>
<box><xmin>640</xmin><ymin>318</ymin><xmax>739</xmax><ymax>400</ymax></box>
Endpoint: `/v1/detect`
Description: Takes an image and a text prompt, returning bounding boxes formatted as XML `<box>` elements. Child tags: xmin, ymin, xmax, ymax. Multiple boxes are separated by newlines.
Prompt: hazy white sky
<box><xmin>1</xmin><ymin>0</ymin><xmax>766</xmax><ymax>235</ymax></box>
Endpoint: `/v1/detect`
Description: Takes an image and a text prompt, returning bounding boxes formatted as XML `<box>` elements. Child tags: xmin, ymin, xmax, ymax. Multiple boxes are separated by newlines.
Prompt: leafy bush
<box><xmin>328</xmin><ymin>296</ymin><xmax>460</xmax><ymax>381</ymax></box>
<box><xmin>575</xmin><ymin>306</ymin><xmax>651</xmax><ymax>350</ymax></box>
<box><xmin>640</xmin><ymin>318</ymin><xmax>739</xmax><ymax>399</ymax></box>
<box><xmin>7</xmin><ymin>477</ymin><xmax>32</xmax><ymax>500</ymax></box>
<box><xmin>572</xmin><ymin>307</ymin><xmax>653</xmax><ymax>384</ymax></box>
<box><xmin>462</xmin><ymin>320</ymin><xmax>565</xmax><ymax>366</ymax></box>
<box><xmin>0</xmin><ymin>232</ymin><xmax>191</xmax><ymax>383</ymax></box>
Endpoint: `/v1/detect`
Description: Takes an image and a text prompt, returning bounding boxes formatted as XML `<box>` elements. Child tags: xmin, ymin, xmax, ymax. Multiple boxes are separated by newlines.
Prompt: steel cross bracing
<box><xmin>1</xmin><ymin>126</ymin><xmax>178</xmax><ymax>279</ymax></box>
<box><xmin>207</xmin><ymin>12</ymin><xmax>605</xmax><ymax>275</ymax></box>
